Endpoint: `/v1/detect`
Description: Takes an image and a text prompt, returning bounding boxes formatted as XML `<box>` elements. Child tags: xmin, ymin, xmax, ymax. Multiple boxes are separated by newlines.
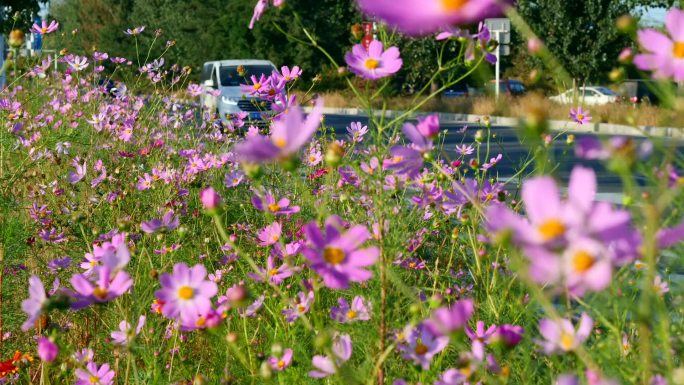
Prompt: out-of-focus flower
<box><xmin>397</xmin><ymin>323</ymin><xmax>449</xmax><ymax>369</ymax></box>
<box><xmin>31</xmin><ymin>20</ymin><xmax>59</xmax><ymax>35</ymax></box>
<box><xmin>634</xmin><ymin>8</ymin><xmax>684</xmax><ymax>81</ymax></box>
<box><xmin>75</xmin><ymin>361</ymin><xmax>115</xmax><ymax>385</ymax></box>
<box><xmin>141</xmin><ymin>210</ymin><xmax>180</xmax><ymax>233</ymax></box>
<box><xmin>569</xmin><ymin>107</ymin><xmax>592</xmax><ymax>125</ymax></box>
<box><xmin>258</xmin><ymin>222</ymin><xmax>282</xmax><ymax>246</ymax></box>
<box><xmin>282</xmin><ymin>291</ymin><xmax>314</xmax><ymax>323</ymax></box>
<box><xmin>200</xmin><ymin>187</ymin><xmax>221</xmax><ymax>210</ymax></box>
<box><xmin>249</xmin><ymin>0</ymin><xmax>268</xmax><ymax>29</ymax></box>
<box><xmin>251</xmin><ymin>191</ymin><xmax>300</xmax><ymax>215</ymax></box>
<box><xmin>308</xmin><ymin>334</ymin><xmax>352</xmax><ymax>378</ymax></box>
<box><xmin>356</xmin><ymin>0</ymin><xmax>512</xmax><ymax>36</ymax></box>
<box><xmin>330</xmin><ymin>296</ymin><xmax>371</xmax><ymax>323</ymax></box>
<box><xmin>268</xmin><ymin>348</ymin><xmax>293</xmax><ymax>371</ymax></box>
<box><xmin>37</xmin><ymin>337</ymin><xmax>58</xmax><ymax>362</ymax></box>
<box><xmin>345</xmin><ymin>40</ymin><xmax>402</xmax><ymax>80</ymax></box>
<box><xmin>21</xmin><ymin>276</ymin><xmax>47</xmax><ymax>331</ymax></box>
<box><xmin>537</xmin><ymin>313</ymin><xmax>593</xmax><ymax>354</ymax></box>
<box><xmin>424</xmin><ymin>299</ymin><xmax>474</xmax><ymax>336</ymax></box>
<box><xmin>302</xmin><ymin>216</ymin><xmax>379</xmax><ymax>289</ymax></box>
<box><xmin>111</xmin><ymin>315</ymin><xmax>146</xmax><ymax>346</ymax></box>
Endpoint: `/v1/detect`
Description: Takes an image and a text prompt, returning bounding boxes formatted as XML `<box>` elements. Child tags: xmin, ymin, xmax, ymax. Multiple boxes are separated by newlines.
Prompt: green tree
<box><xmin>1</xmin><ymin>0</ymin><xmax>39</xmax><ymax>35</ymax></box>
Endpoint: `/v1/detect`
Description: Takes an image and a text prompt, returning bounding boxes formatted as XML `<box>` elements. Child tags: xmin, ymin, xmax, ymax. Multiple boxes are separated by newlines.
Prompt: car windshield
<box><xmin>593</xmin><ymin>87</ymin><xmax>617</xmax><ymax>96</ymax></box>
<box><xmin>219</xmin><ymin>65</ymin><xmax>274</xmax><ymax>87</ymax></box>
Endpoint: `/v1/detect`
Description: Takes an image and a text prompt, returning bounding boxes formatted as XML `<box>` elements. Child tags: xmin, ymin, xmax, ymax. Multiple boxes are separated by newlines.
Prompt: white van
<box><xmin>199</xmin><ymin>59</ymin><xmax>277</xmax><ymax>120</ymax></box>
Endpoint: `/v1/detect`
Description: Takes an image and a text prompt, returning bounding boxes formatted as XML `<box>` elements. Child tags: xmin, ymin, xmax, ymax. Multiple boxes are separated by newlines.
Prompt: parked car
<box><xmin>616</xmin><ymin>79</ymin><xmax>676</xmax><ymax>106</ymax></box>
<box><xmin>486</xmin><ymin>79</ymin><xmax>526</xmax><ymax>96</ymax></box>
<box><xmin>199</xmin><ymin>59</ymin><xmax>277</xmax><ymax>121</ymax></box>
<box><xmin>443</xmin><ymin>82</ymin><xmax>470</xmax><ymax>98</ymax></box>
<box><xmin>549</xmin><ymin>86</ymin><xmax>620</xmax><ymax>105</ymax></box>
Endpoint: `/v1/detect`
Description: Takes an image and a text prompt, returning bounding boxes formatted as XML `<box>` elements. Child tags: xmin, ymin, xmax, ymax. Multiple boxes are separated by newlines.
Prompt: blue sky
<box><xmin>642</xmin><ymin>7</ymin><xmax>667</xmax><ymax>25</ymax></box>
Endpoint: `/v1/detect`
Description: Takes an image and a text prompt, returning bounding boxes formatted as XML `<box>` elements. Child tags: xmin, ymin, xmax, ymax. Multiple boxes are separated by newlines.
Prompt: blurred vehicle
<box><xmin>616</xmin><ymin>79</ymin><xmax>676</xmax><ymax>106</ymax></box>
<box><xmin>486</xmin><ymin>79</ymin><xmax>526</xmax><ymax>96</ymax></box>
<box><xmin>442</xmin><ymin>82</ymin><xmax>472</xmax><ymax>98</ymax></box>
<box><xmin>200</xmin><ymin>59</ymin><xmax>277</xmax><ymax>121</ymax></box>
<box><xmin>549</xmin><ymin>86</ymin><xmax>620</xmax><ymax>105</ymax></box>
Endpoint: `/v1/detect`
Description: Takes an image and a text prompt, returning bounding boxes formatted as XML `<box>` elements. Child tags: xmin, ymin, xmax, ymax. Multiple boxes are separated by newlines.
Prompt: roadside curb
<box><xmin>310</xmin><ymin>107</ymin><xmax>683</xmax><ymax>139</ymax></box>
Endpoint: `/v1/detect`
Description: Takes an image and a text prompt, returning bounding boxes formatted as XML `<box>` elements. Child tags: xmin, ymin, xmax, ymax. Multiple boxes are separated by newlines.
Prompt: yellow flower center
<box><xmin>576</xmin><ymin>114</ymin><xmax>584</xmax><ymax>121</ymax></box>
<box><xmin>41</xmin><ymin>27</ymin><xmax>48</xmax><ymax>34</ymax></box>
<box><xmin>297</xmin><ymin>305</ymin><xmax>306</xmax><ymax>313</ymax></box>
<box><xmin>195</xmin><ymin>316</ymin><xmax>206</xmax><ymax>327</ymax></box>
<box><xmin>393</xmin><ymin>155</ymin><xmax>403</xmax><ymax>162</ymax></box>
<box><xmin>414</xmin><ymin>342</ymin><xmax>428</xmax><ymax>355</ymax></box>
<box><xmin>323</xmin><ymin>247</ymin><xmax>345</xmax><ymax>265</ymax></box>
<box><xmin>93</xmin><ymin>287</ymin><xmax>108</xmax><ymax>300</ymax></box>
<box><xmin>538</xmin><ymin>219</ymin><xmax>566</xmax><ymax>241</ymax></box>
<box><xmin>268</xmin><ymin>268</ymin><xmax>278</xmax><ymax>276</ymax></box>
<box><xmin>277</xmin><ymin>359</ymin><xmax>286</xmax><ymax>368</ymax></box>
<box><xmin>560</xmin><ymin>332</ymin><xmax>574</xmax><ymax>350</ymax></box>
<box><xmin>254</xmin><ymin>83</ymin><xmax>262</xmax><ymax>90</ymax></box>
<box><xmin>441</xmin><ymin>0</ymin><xmax>469</xmax><ymax>10</ymax></box>
<box><xmin>572</xmin><ymin>250</ymin><xmax>595</xmax><ymax>273</ymax></box>
<box><xmin>274</xmin><ymin>138</ymin><xmax>287</xmax><ymax>148</ymax></box>
<box><xmin>460</xmin><ymin>366</ymin><xmax>473</xmax><ymax>377</ymax></box>
<box><xmin>347</xmin><ymin>310</ymin><xmax>357</xmax><ymax>319</ymax></box>
<box><xmin>284</xmin><ymin>75</ymin><xmax>291</xmax><ymax>81</ymax></box>
<box><xmin>268</xmin><ymin>203</ymin><xmax>280</xmax><ymax>212</ymax></box>
<box><xmin>89</xmin><ymin>376</ymin><xmax>100</xmax><ymax>384</ymax></box>
<box><xmin>364</xmin><ymin>58</ymin><xmax>380</xmax><ymax>70</ymax></box>
<box><xmin>673</xmin><ymin>42</ymin><xmax>684</xmax><ymax>59</ymax></box>
<box><xmin>177</xmin><ymin>286</ymin><xmax>194</xmax><ymax>300</ymax></box>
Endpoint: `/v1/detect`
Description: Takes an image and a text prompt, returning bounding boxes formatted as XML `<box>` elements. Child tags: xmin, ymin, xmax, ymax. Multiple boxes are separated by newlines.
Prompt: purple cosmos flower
<box><xmin>75</xmin><ymin>361</ymin><xmax>115</xmax><ymax>385</ymax></box>
<box><xmin>67</xmin><ymin>158</ymin><xmax>86</xmax><ymax>184</ymax></box>
<box><xmin>252</xmin><ymin>191</ymin><xmax>300</xmax><ymax>215</ymax></box>
<box><xmin>386</xmin><ymin>120</ymin><xmax>436</xmax><ymax>178</ymax></box>
<box><xmin>455</xmin><ymin>144</ymin><xmax>474</xmax><ymax>156</ymax></box>
<box><xmin>435</xmin><ymin>368</ymin><xmax>469</xmax><ymax>385</ymax></box>
<box><xmin>247</xmin><ymin>255</ymin><xmax>293</xmax><ymax>284</ymax></box>
<box><xmin>39</xmin><ymin>228</ymin><xmax>66</xmax><ymax>243</ymax></box>
<box><xmin>240</xmin><ymin>73</ymin><xmax>270</xmax><ymax>96</ymax></box>
<box><xmin>200</xmin><ymin>187</ymin><xmax>222</xmax><ymax>210</ymax></box>
<box><xmin>22</xmin><ymin>276</ymin><xmax>47</xmax><ymax>331</ymax></box>
<box><xmin>330</xmin><ymin>296</ymin><xmax>371</xmax><ymax>323</ymax></box>
<box><xmin>345</xmin><ymin>40</ymin><xmax>403</xmax><ymax>80</ymax></box>
<box><xmin>569</xmin><ymin>107</ymin><xmax>592</xmax><ymax>125</ymax></box>
<box><xmin>249</xmin><ymin>0</ymin><xmax>268</xmax><ymax>29</ymax></box>
<box><xmin>537</xmin><ymin>313</ymin><xmax>593</xmax><ymax>354</ymax></box>
<box><xmin>575</xmin><ymin>136</ymin><xmax>652</xmax><ymax>161</ymax></box>
<box><xmin>347</xmin><ymin>121</ymin><xmax>369</xmax><ymax>143</ymax></box>
<box><xmin>124</xmin><ymin>26</ymin><xmax>145</xmax><ymax>35</ymax></box>
<box><xmin>269</xmin><ymin>348</ymin><xmax>293</xmax><ymax>371</ymax></box>
<box><xmin>155</xmin><ymin>263</ymin><xmax>218</xmax><ymax>321</ymax></box>
<box><xmin>357</xmin><ymin>0</ymin><xmax>512</xmax><ymax>36</ymax></box>
<box><xmin>424</xmin><ymin>299</ymin><xmax>474</xmax><ymax>336</ymax></box>
<box><xmin>37</xmin><ymin>336</ymin><xmax>58</xmax><ymax>362</ymax></box>
<box><xmin>308</xmin><ymin>334</ymin><xmax>352</xmax><ymax>378</ymax></box>
<box><xmin>48</xmin><ymin>256</ymin><xmax>71</xmax><ymax>273</ymax></box>
<box><xmin>225</xmin><ymin>170</ymin><xmax>246</xmax><ymax>188</ymax></box>
<box><xmin>240</xmin><ymin>295</ymin><xmax>265</xmax><ymax>317</ymax></box>
<box><xmin>465</xmin><ymin>321</ymin><xmax>497</xmax><ymax>360</ymax></box>
<box><xmin>281</xmin><ymin>66</ymin><xmax>302</xmax><ymax>81</ymax></box>
<box><xmin>141</xmin><ymin>210</ymin><xmax>180</xmax><ymax>233</ymax></box>
<box><xmin>282</xmin><ymin>291</ymin><xmax>314</xmax><ymax>323</ymax></box>
<box><xmin>302</xmin><ymin>216</ymin><xmax>379</xmax><ymax>289</ymax></box>
<box><xmin>258</xmin><ymin>222</ymin><xmax>282</xmax><ymax>246</ymax></box>
<box><xmin>235</xmin><ymin>98</ymin><xmax>324</xmax><ymax>163</ymax></box>
<box><xmin>70</xmin><ymin>267</ymin><xmax>132</xmax><ymax>309</ymax></box>
<box><xmin>31</xmin><ymin>20</ymin><xmax>59</xmax><ymax>35</ymax></box>
<box><xmin>491</xmin><ymin>324</ymin><xmax>524</xmax><ymax>348</ymax></box>
<box><xmin>111</xmin><ymin>315</ymin><xmax>146</xmax><ymax>346</ymax></box>
<box><xmin>397</xmin><ymin>323</ymin><xmax>449</xmax><ymax>369</ymax></box>
<box><xmin>634</xmin><ymin>8</ymin><xmax>684</xmax><ymax>81</ymax></box>
<box><xmin>481</xmin><ymin>153</ymin><xmax>502</xmax><ymax>171</ymax></box>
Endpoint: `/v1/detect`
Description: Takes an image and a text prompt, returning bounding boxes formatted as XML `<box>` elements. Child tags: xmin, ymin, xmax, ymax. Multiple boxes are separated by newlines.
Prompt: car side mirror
<box><xmin>203</xmin><ymin>79</ymin><xmax>216</xmax><ymax>88</ymax></box>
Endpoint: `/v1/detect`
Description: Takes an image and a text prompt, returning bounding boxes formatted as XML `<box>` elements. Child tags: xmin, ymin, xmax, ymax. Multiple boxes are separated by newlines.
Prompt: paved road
<box><xmin>324</xmin><ymin>114</ymin><xmax>665</xmax><ymax>201</ymax></box>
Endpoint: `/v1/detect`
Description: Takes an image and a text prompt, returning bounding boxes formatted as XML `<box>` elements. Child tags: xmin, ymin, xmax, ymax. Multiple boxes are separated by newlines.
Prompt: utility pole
<box><xmin>485</xmin><ymin>18</ymin><xmax>510</xmax><ymax>101</ymax></box>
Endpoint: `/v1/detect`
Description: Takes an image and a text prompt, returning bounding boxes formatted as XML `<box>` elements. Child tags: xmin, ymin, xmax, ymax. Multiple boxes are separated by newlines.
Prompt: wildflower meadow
<box><xmin>0</xmin><ymin>1</ymin><xmax>683</xmax><ymax>384</ymax></box>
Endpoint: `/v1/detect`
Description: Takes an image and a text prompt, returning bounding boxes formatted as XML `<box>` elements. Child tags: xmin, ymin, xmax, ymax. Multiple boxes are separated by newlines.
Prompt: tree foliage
<box><xmin>1</xmin><ymin>0</ymin><xmax>39</xmax><ymax>35</ymax></box>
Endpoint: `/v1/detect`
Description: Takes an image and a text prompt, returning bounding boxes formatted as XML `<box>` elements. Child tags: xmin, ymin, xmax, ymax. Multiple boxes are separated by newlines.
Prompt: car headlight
<box><xmin>221</xmin><ymin>96</ymin><xmax>239</xmax><ymax>105</ymax></box>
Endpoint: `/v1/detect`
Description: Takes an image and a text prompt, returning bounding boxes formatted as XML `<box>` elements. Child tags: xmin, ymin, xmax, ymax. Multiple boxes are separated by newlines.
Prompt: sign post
<box><xmin>485</xmin><ymin>18</ymin><xmax>511</xmax><ymax>101</ymax></box>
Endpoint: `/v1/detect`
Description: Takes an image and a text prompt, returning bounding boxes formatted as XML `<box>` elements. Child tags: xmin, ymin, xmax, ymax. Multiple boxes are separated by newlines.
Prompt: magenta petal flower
<box><xmin>141</xmin><ymin>210</ymin><xmax>180</xmax><ymax>233</ymax></box>
<box><xmin>282</xmin><ymin>291</ymin><xmax>314</xmax><ymax>323</ymax></box>
<box><xmin>569</xmin><ymin>107</ymin><xmax>592</xmax><ymax>125</ymax></box>
<box><xmin>252</xmin><ymin>191</ymin><xmax>300</xmax><ymax>215</ymax></box>
<box><xmin>302</xmin><ymin>216</ymin><xmax>379</xmax><ymax>289</ymax></box>
<box><xmin>75</xmin><ymin>361</ymin><xmax>115</xmax><ymax>385</ymax></box>
<box><xmin>465</xmin><ymin>320</ymin><xmax>498</xmax><ymax>360</ymax></box>
<box><xmin>330</xmin><ymin>296</ymin><xmax>371</xmax><ymax>323</ymax></box>
<box><xmin>70</xmin><ymin>267</ymin><xmax>132</xmax><ymax>309</ymax></box>
<box><xmin>235</xmin><ymin>98</ymin><xmax>324</xmax><ymax>163</ymax></box>
<box><xmin>345</xmin><ymin>40</ymin><xmax>403</xmax><ymax>80</ymax></box>
<box><xmin>634</xmin><ymin>8</ymin><xmax>684</xmax><ymax>81</ymax></box>
<box><xmin>537</xmin><ymin>313</ymin><xmax>593</xmax><ymax>354</ymax></box>
<box><xmin>111</xmin><ymin>315</ymin><xmax>146</xmax><ymax>346</ymax></box>
<box><xmin>31</xmin><ymin>20</ymin><xmax>59</xmax><ymax>35</ymax></box>
<box><xmin>357</xmin><ymin>0</ymin><xmax>511</xmax><ymax>36</ymax></box>
<box><xmin>22</xmin><ymin>276</ymin><xmax>47</xmax><ymax>331</ymax></box>
<box><xmin>424</xmin><ymin>298</ymin><xmax>474</xmax><ymax>336</ymax></box>
<box><xmin>398</xmin><ymin>323</ymin><xmax>449</xmax><ymax>370</ymax></box>
<box><xmin>268</xmin><ymin>348</ymin><xmax>293</xmax><ymax>371</ymax></box>
<box><xmin>37</xmin><ymin>337</ymin><xmax>58</xmax><ymax>362</ymax></box>
<box><xmin>155</xmin><ymin>263</ymin><xmax>218</xmax><ymax>320</ymax></box>
<box><xmin>258</xmin><ymin>222</ymin><xmax>282</xmax><ymax>246</ymax></box>
<box><xmin>435</xmin><ymin>368</ymin><xmax>468</xmax><ymax>385</ymax></box>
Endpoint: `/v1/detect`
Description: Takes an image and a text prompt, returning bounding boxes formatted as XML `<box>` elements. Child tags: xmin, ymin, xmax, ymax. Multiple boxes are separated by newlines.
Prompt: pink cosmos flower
<box><xmin>569</xmin><ymin>107</ymin><xmax>592</xmax><ymax>125</ymax></box>
<box><xmin>67</xmin><ymin>56</ymin><xmax>89</xmax><ymax>71</ymax></box>
<box><xmin>302</xmin><ymin>216</ymin><xmax>379</xmax><ymax>289</ymax></box>
<box><xmin>308</xmin><ymin>334</ymin><xmax>352</xmax><ymax>378</ymax></box>
<box><xmin>248</xmin><ymin>255</ymin><xmax>294</xmax><ymax>284</ymax></box>
<box><xmin>111</xmin><ymin>315</ymin><xmax>146</xmax><ymax>346</ymax></box>
<box><xmin>75</xmin><ymin>361</ymin><xmax>115</xmax><ymax>385</ymax></box>
<box><xmin>187</xmin><ymin>83</ymin><xmax>203</xmax><ymax>97</ymax></box>
<box><xmin>251</xmin><ymin>191</ymin><xmax>300</xmax><ymax>215</ymax></box>
<box><xmin>141</xmin><ymin>210</ymin><xmax>180</xmax><ymax>233</ymax></box>
<box><xmin>249</xmin><ymin>0</ymin><xmax>268</xmax><ymax>29</ymax></box>
<box><xmin>258</xmin><ymin>222</ymin><xmax>282</xmax><ymax>246</ymax></box>
<box><xmin>634</xmin><ymin>8</ymin><xmax>684</xmax><ymax>81</ymax></box>
<box><xmin>31</xmin><ymin>20</ymin><xmax>59</xmax><ymax>35</ymax></box>
<box><xmin>154</xmin><ymin>263</ymin><xmax>218</xmax><ymax>321</ymax></box>
<box><xmin>235</xmin><ymin>98</ymin><xmax>324</xmax><ymax>163</ymax></box>
<box><xmin>330</xmin><ymin>296</ymin><xmax>371</xmax><ymax>323</ymax></box>
<box><xmin>281</xmin><ymin>66</ymin><xmax>302</xmax><ymax>81</ymax></box>
<box><xmin>67</xmin><ymin>158</ymin><xmax>86</xmax><ymax>184</ymax></box>
<box><xmin>465</xmin><ymin>320</ymin><xmax>497</xmax><ymax>360</ymax></box>
<box><xmin>537</xmin><ymin>313</ymin><xmax>593</xmax><ymax>354</ymax></box>
<box><xmin>347</xmin><ymin>121</ymin><xmax>368</xmax><ymax>143</ymax></box>
<box><xmin>424</xmin><ymin>298</ymin><xmax>474</xmax><ymax>336</ymax></box>
<box><xmin>282</xmin><ymin>291</ymin><xmax>314</xmax><ymax>323</ymax></box>
<box><xmin>240</xmin><ymin>73</ymin><xmax>271</xmax><ymax>95</ymax></box>
<box><xmin>397</xmin><ymin>323</ymin><xmax>449</xmax><ymax>370</ymax></box>
<box><xmin>268</xmin><ymin>348</ymin><xmax>293</xmax><ymax>371</ymax></box>
<box><xmin>70</xmin><ymin>267</ymin><xmax>132</xmax><ymax>309</ymax></box>
<box><xmin>200</xmin><ymin>187</ymin><xmax>222</xmax><ymax>210</ymax></box>
<box><xmin>21</xmin><ymin>276</ymin><xmax>47</xmax><ymax>331</ymax></box>
<box><xmin>344</xmin><ymin>40</ymin><xmax>403</xmax><ymax>80</ymax></box>
<box><xmin>124</xmin><ymin>26</ymin><xmax>145</xmax><ymax>35</ymax></box>
<box><xmin>357</xmin><ymin>0</ymin><xmax>512</xmax><ymax>36</ymax></box>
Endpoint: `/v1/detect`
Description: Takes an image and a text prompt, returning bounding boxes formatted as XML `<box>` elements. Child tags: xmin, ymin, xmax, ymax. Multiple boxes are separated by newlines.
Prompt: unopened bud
<box><xmin>200</xmin><ymin>187</ymin><xmax>221</xmax><ymax>210</ymax></box>
<box><xmin>616</xmin><ymin>15</ymin><xmax>636</xmax><ymax>34</ymax></box>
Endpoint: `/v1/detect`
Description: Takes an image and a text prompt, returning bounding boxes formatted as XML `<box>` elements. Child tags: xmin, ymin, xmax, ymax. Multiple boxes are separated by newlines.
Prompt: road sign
<box><xmin>485</xmin><ymin>18</ymin><xmax>510</xmax><ymax>32</ymax></box>
<box><xmin>485</xmin><ymin>18</ymin><xmax>511</xmax><ymax>101</ymax></box>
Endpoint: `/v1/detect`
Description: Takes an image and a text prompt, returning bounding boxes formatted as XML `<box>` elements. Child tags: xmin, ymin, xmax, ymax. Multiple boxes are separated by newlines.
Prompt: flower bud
<box><xmin>259</xmin><ymin>361</ymin><xmax>273</xmax><ymax>379</ymax></box>
<box><xmin>200</xmin><ymin>187</ymin><xmax>221</xmax><ymax>210</ymax></box>
<box><xmin>616</xmin><ymin>15</ymin><xmax>636</xmax><ymax>34</ymax></box>
<box><xmin>37</xmin><ymin>337</ymin><xmax>58</xmax><ymax>363</ymax></box>
<box><xmin>527</xmin><ymin>37</ymin><xmax>543</xmax><ymax>55</ymax></box>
